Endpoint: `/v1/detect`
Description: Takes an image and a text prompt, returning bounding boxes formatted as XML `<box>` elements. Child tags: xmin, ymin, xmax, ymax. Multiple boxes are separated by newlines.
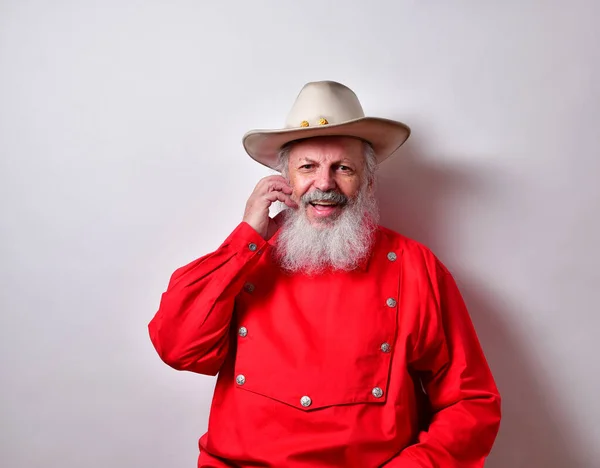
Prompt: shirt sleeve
<box><xmin>148</xmin><ymin>222</ymin><xmax>267</xmax><ymax>375</ymax></box>
<box><xmin>384</xmin><ymin>258</ymin><xmax>502</xmax><ymax>467</ymax></box>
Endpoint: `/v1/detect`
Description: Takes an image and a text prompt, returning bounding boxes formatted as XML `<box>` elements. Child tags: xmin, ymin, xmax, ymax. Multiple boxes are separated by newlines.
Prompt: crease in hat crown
<box><xmin>284</xmin><ymin>81</ymin><xmax>365</xmax><ymax>128</ymax></box>
<box><xmin>242</xmin><ymin>79</ymin><xmax>411</xmax><ymax>170</ymax></box>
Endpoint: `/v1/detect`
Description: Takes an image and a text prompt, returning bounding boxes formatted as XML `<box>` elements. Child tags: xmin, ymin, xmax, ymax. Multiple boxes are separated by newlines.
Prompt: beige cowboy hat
<box><xmin>242</xmin><ymin>80</ymin><xmax>411</xmax><ymax>170</ymax></box>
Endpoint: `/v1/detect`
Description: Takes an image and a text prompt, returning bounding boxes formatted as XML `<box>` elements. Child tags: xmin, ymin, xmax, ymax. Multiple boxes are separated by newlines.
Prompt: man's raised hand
<box><xmin>243</xmin><ymin>176</ymin><xmax>297</xmax><ymax>239</ymax></box>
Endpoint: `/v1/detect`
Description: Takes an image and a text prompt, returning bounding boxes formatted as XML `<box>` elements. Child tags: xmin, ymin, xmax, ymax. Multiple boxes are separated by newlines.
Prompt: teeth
<box><xmin>313</xmin><ymin>201</ymin><xmax>337</xmax><ymax>206</ymax></box>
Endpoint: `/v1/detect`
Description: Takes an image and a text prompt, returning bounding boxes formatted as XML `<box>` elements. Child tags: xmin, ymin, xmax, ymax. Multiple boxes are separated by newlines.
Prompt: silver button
<box><xmin>236</xmin><ymin>374</ymin><xmax>246</xmax><ymax>386</ymax></box>
<box><xmin>380</xmin><ymin>342</ymin><xmax>391</xmax><ymax>353</ymax></box>
<box><xmin>244</xmin><ymin>282</ymin><xmax>255</xmax><ymax>293</ymax></box>
<box><xmin>387</xmin><ymin>252</ymin><xmax>397</xmax><ymax>261</ymax></box>
<box><xmin>248</xmin><ymin>243</ymin><xmax>258</xmax><ymax>251</ymax></box>
<box><xmin>300</xmin><ymin>395</ymin><xmax>312</xmax><ymax>407</ymax></box>
<box><xmin>372</xmin><ymin>387</ymin><xmax>384</xmax><ymax>398</ymax></box>
<box><xmin>238</xmin><ymin>326</ymin><xmax>248</xmax><ymax>337</ymax></box>
<box><xmin>386</xmin><ymin>297</ymin><xmax>397</xmax><ymax>308</ymax></box>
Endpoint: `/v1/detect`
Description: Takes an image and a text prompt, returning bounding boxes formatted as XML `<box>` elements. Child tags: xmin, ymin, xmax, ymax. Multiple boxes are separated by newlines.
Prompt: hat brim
<box><xmin>242</xmin><ymin>117</ymin><xmax>410</xmax><ymax>170</ymax></box>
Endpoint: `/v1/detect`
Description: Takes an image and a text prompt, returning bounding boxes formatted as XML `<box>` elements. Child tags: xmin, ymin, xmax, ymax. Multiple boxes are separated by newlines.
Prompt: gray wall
<box><xmin>1</xmin><ymin>1</ymin><xmax>598</xmax><ymax>467</ymax></box>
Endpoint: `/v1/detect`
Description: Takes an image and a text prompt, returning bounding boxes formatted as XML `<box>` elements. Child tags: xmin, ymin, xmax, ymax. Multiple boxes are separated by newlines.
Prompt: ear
<box><xmin>367</xmin><ymin>176</ymin><xmax>375</xmax><ymax>192</ymax></box>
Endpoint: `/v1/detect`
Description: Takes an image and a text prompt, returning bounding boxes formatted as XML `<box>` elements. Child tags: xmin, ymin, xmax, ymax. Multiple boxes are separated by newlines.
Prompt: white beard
<box><xmin>273</xmin><ymin>184</ymin><xmax>379</xmax><ymax>275</ymax></box>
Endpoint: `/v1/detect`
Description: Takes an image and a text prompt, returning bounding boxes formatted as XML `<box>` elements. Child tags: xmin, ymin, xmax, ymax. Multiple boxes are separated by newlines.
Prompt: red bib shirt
<box><xmin>149</xmin><ymin>223</ymin><xmax>501</xmax><ymax>467</ymax></box>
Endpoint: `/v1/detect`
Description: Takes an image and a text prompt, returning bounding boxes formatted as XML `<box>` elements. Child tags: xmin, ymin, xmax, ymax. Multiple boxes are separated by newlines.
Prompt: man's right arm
<box><xmin>148</xmin><ymin>222</ymin><xmax>267</xmax><ymax>375</ymax></box>
<box><xmin>148</xmin><ymin>174</ymin><xmax>296</xmax><ymax>375</ymax></box>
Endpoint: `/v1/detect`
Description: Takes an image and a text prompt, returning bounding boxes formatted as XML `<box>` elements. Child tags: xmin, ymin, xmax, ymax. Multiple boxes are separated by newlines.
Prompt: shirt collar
<box><xmin>355</xmin><ymin>227</ymin><xmax>383</xmax><ymax>273</ymax></box>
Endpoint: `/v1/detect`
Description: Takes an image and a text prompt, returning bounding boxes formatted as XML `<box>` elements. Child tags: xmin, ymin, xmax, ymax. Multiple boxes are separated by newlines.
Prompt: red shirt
<box><xmin>148</xmin><ymin>222</ymin><xmax>501</xmax><ymax>467</ymax></box>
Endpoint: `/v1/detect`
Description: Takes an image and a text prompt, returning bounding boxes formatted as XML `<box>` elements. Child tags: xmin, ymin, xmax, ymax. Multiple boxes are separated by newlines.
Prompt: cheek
<box><xmin>339</xmin><ymin>177</ymin><xmax>363</xmax><ymax>198</ymax></box>
<box><xmin>289</xmin><ymin>176</ymin><xmax>312</xmax><ymax>200</ymax></box>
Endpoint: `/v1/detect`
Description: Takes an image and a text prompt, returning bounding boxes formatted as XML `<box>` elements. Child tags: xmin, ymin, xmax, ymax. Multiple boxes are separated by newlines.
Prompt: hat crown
<box><xmin>284</xmin><ymin>81</ymin><xmax>365</xmax><ymax>128</ymax></box>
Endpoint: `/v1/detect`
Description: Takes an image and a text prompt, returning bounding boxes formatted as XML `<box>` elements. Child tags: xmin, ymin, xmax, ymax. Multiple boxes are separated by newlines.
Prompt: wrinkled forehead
<box><xmin>287</xmin><ymin>136</ymin><xmax>366</xmax><ymax>164</ymax></box>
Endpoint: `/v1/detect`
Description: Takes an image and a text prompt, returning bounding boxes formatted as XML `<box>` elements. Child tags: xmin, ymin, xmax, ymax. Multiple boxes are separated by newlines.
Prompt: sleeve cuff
<box><xmin>223</xmin><ymin>222</ymin><xmax>269</xmax><ymax>259</ymax></box>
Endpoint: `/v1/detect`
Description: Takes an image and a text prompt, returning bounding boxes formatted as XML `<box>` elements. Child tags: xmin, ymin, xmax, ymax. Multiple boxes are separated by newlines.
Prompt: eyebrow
<box><xmin>297</xmin><ymin>158</ymin><xmax>354</xmax><ymax>165</ymax></box>
<box><xmin>298</xmin><ymin>158</ymin><xmax>318</xmax><ymax>165</ymax></box>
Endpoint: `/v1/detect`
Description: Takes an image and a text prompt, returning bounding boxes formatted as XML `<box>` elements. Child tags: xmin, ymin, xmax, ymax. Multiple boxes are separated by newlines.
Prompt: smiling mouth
<box><xmin>309</xmin><ymin>201</ymin><xmax>339</xmax><ymax>207</ymax></box>
<box><xmin>307</xmin><ymin>201</ymin><xmax>343</xmax><ymax>219</ymax></box>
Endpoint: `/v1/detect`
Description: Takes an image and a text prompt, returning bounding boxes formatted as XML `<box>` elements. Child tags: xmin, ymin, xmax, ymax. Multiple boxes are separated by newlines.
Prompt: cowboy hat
<box><xmin>242</xmin><ymin>80</ymin><xmax>411</xmax><ymax>170</ymax></box>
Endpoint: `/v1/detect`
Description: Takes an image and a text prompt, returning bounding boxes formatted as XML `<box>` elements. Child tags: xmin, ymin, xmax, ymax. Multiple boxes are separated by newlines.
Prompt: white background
<box><xmin>1</xmin><ymin>1</ymin><xmax>599</xmax><ymax>467</ymax></box>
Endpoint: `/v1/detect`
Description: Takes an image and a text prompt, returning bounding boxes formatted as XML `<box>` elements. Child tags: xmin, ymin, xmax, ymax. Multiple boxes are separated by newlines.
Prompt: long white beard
<box><xmin>273</xmin><ymin>184</ymin><xmax>379</xmax><ymax>275</ymax></box>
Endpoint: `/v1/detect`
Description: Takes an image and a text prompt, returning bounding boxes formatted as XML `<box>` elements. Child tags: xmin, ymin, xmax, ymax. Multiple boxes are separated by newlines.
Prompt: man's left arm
<box><xmin>385</xmin><ymin>259</ymin><xmax>502</xmax><ymax>468</ymax></box>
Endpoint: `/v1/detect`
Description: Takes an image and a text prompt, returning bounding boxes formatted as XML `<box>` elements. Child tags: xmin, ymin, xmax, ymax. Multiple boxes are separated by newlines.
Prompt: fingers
<box><xmin>243</xmin><ymin>176</ymin><xmax>296</xmax><ymax>238</ymax></box>
<box><xmin>248</xmin><ymin>176</ymin><xmax>295</xmax><ymax>206</ymax></box>
<box><xmin>264</xmin><ymin>190</ymin><xmax>298</xmax><ymax>208</ymax></box>
<box><xmin>245</xmin><ymin>175</ymin><xmax>298</xmax><ymax>212</ymax></box>
<box><xmin>256</xmin><ymin>176</ymin><xmax>293</xmax><ymax>195</ymax></box>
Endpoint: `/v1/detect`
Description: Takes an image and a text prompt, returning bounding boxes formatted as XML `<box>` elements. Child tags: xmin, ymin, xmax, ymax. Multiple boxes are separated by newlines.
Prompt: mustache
<box><xmin>301</xmin><ymin>189</ymin><xmax>349</xmax><ymax>206</ymax></box>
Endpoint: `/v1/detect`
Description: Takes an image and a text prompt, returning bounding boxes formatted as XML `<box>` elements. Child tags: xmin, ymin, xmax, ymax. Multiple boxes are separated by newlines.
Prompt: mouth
<box><xmin>308</xmin><ymin>200</ymin><xmax>342</xmax><ymax>218</ymax></box>
<box><xmin>309</xmin><ymin>201</ymin><xmax>338</xmax><ymax>207</ymax></box>
<box><xmin>300</xmin><ymin>189</ymin><xmax>349</xmax><ymax>221</ymax></box>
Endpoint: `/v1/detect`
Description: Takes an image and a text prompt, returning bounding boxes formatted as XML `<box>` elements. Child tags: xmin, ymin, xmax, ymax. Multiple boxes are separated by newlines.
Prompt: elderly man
<box><xmin>148</xmin><ymin>81</ymin><xmax>501</xmax><ymax>467</ymax></box>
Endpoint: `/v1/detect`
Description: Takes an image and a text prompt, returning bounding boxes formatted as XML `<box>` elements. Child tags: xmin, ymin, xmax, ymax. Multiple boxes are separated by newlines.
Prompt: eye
<box><xmin>299</xmin><ymin>164</ymin><xmax>314</xmax><ymax>170</ymax></box>
<box><xmin>337</xmin><ymin>165</ymin><xmax>352</xmax><ymax>172</ymax></box>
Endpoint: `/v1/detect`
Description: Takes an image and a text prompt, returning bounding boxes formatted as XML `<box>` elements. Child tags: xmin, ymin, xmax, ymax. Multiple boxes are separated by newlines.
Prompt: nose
<box><xmin>314</xmin><ymin>167</ymin><xmax>336</xmax><ymax>192</ymax></box>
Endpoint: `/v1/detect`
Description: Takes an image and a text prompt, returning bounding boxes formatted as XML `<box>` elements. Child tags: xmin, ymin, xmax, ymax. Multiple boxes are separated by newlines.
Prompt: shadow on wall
<box><xmin>377</xmin><ymin>137</ymin><xmax>584</xmax><ymax>468</ymax></box>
